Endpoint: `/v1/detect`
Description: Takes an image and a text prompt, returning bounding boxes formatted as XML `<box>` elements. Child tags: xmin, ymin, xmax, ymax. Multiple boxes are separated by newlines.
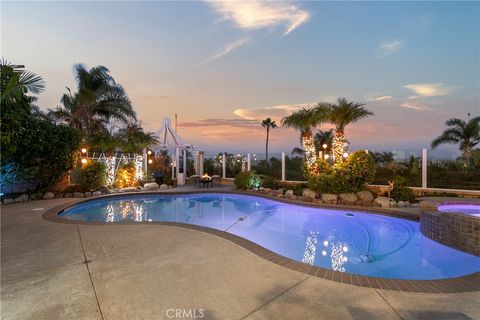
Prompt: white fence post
<box><xmin>183</xmin><ymin>149</ymin><xmax>187</xmax><ymax>175</ymax></box>
<box><xmin>247</xmin><ymin>153</ymin><xmax>251</xmax><ymax>171</ymax></box>
<box><xmin>281</xmin><ymin>152</ymin><xmax>286</xmax><ymax>181</ymax></box>
<box><xmin>222</xmin><ymin>153</ymin><xmax>226</xmax><ymax>178</ymax></box>
<box><xmin>422</xmin><ymin>148</ymin><xmax>427</xmax><ymax>189</ymax></box>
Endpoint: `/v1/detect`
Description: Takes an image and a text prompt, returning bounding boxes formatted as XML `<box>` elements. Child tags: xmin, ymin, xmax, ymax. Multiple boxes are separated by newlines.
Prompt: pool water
<box><xmin>437</xmin><ymin>204</ymin><xmax>480</xmax><ymax>217</ymax></box>
<box><xmin>59</xmin><ymin>193</ymin><xmax>480</xmax><ymax>280</ymax></box>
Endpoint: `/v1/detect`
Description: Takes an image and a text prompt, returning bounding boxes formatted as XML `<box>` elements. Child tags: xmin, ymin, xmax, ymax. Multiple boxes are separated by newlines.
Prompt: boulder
<box><xmin>285</xmin><ymin>190</ymin><xmax>294</xmax><ymax>197</ymax></box>
<box><xmin>374</xmin><ymin>197</ymin><xmax>396</xmax><ymax>208</ymax></box>
<box><xmin>120</xmin><ymin>187</ymin><xmax>136</xmax><ymax>192</ymax></box>
<box><xmin>73</xmin><ymin>192</ymin><xmax>84</xmax><ymax>198</ymax></box>
<box><xmin>404</xmin><ymin>201</ymin><xmax>411</xmax><ymax>207</ymax></box>
<box><xmin>397</xmin><ymin>201</ymin><xmax>405</xmax><ymax>208</ymax></box>
<box><xmin>144</xmin><ymin>182</ymin><xmax>159</xmax><ymax>190</ymax></box>
<box><xmin>277</xmin><ymin>188</ymin><xmax>284</xmax><ymax>195</ymax></box>
<box><xmin>411</xmin><ymin>203</ymin><xmax>420</xmax><ymax>208</ymax></box>
<box><xmin>92</xmin><ymin>191</ymin><xmax>102</xmax><ymax>197</ymax></box>
<box><xmin>339</xmin><ymin>193</ymin><xmax>358</xmax><ymax>205</ymax></box>
<box><xmin>356</xmin><ymin>191</ymin><xmax>374</xmax><ymax>203</ymax></box>
<box><xmin>321</xmin><ymin>194</ymin><xmax>338</xmax><ymax>204</ymax></box>
<box><xmin>99</xmin><ymin>186</ymin><xmax>110</xmax><ymax>194</ymax></box>
<box><xmin>300</xmin><ymin>196</ymin><xmax>313</xmax><ymax>202</ymax></box>
<box><xmin>276</xmin><ymin>194</ymin><xmax>285</xmax><ymax>198</ymax></box>
<box><xmin>84</xmin><ymin>192</ymin><xmax>92</xmax><ymax>198</ymax></box>
<box><xmin>43</xmin><ymin>192</ymin><xmax>55</xmax><ymax>200</ymax></box>
<box><xmin>312</xmin><ymin>198</ymin><xmax>324</xmax><ymax>204</ymax></box>
<box><xmin>31</xmin><ymin>192</ymin><xmax>44</xmax><ymax>200</ymax></box>
<box><xmin>302</xmin><ymin>188</ymin><xmax>317</xmax><ymax>199</ymax></box>
<box><xmin>14</xmin><ymin>194</ymin><xmax>29</xmax><ymax>202</ymax></box>
<box><xmin>290</xmin><ymin>195</ymin><xmax>298</xmax><ymax>200</ymax></box>
<box><xmin>64</xmin><ymin>193</ymin><xmax>73</xmax><ymax>198</ymax></box>
<box><xmin>136</xmin><ymin>186</ymin><xmax>143</xmax><ymax>190</ymax></box>
<box><xmin>3</xmin><ymin>199</ymin><xmax>14</xmax><ymax>204</ymax></box>
<box><xmin>160</xmin><ymin>184</ymin><xmax>169</xmax><ymax>190</ymax></box>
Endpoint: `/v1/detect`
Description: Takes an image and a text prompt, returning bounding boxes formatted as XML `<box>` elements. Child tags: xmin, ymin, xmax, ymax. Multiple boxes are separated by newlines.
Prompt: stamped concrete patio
<box><xmin>1</xmin><ymin>193</ymin><xmax>479</xmax><ymax>320</ymax></box>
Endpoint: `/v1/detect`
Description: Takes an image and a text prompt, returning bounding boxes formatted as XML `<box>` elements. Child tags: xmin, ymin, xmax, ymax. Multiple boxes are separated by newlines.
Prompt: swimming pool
<box><xmin>437</xmin><ymin>204</ymin><xmax>480</xmax><ymax>217</ymax></box>
<box><xmin>58</xmin><ymin>193</ymin><xmax>480</xmax><ymax>280</ymax></box>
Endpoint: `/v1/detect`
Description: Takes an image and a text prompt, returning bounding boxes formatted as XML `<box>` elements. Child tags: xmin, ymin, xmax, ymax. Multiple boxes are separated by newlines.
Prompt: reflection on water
<box><xmin>302</xmin><ymin>231</ymin><xmax>319</xmax><ymax>265</ymax></box>
<box><xmin>105</xmin><ymin>200</ymin><xmax>145</xmax><ymax>222</ymax></box>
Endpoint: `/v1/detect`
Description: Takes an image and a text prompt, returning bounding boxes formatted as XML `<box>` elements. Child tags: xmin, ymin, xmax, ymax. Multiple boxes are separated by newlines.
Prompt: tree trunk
<box><xmin>266</xmin><ymin>127</ymin><xmax>269</xmax><ymax>163</ymax></box>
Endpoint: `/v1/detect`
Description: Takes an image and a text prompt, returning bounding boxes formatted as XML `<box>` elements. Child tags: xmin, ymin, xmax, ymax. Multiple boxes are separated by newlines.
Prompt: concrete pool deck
<box><xmin>1</xmin><ymin>193</ymin><xmax>479</xmax><ymax>320</ymax></box>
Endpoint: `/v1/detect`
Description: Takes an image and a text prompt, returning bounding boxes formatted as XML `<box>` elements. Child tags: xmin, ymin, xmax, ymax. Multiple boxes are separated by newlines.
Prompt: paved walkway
<box><xmin>1</xmin><ymin>196</ymin><xmax>479</xmax><ymax>320</ymax></box>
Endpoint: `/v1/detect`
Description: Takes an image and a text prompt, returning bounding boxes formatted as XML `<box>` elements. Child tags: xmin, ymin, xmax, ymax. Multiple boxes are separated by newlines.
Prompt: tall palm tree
<box><xmin>261</xmin><ymin>118</ymin><xmax>277</xmax><ymax>163</ymax></box>
<box><xmin>48</xmin><ymin>64</ymin><xmax>136</xmax><ymax>146</ymax></box>
<box><xmin>326</xmin><ymin>98</ymin><xmax>374</xmax><ymax>162</ymax></box>
<box><xmin>432</xmin><ymin>117</ymin><xmax>480</xmax><ymax>164</ymax></box>
<box><xmin>281</xmin><ymin>105</ymin><xmax>328</xmax><ymax>171</ymax></box>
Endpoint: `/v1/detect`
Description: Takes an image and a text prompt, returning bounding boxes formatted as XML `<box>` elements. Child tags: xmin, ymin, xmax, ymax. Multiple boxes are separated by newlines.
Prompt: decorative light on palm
<box><xmin>326</xmin><ymin>98</ymin><xmax>374</xmax><ymax>164</ymax></box>
<box><xmin>281</xmin><ymin>106</ymin><xmax>328</xmax><ymax>173</ymax></box>
<box><xmin>261</xmin><ymin>118</ymin><xmax>278</xmax><ymax>163</ymax></box>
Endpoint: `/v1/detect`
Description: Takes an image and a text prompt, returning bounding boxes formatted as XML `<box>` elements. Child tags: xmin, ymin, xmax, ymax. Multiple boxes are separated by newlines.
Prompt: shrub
<box><xmin>391</xmin><ymin>186</ymin><xmax>416</xmax><ymax>202</ymax></box>
<box><xmin>346</xmin><ymin>150</ymin><xmax>376</xmax><ymax>189</ymax></box>
<box><xmin>260</xmin><ymin>175</ymin><xmax>278</xmax><ymax>189</ymax></box>
<box><xmin>14</xmin><ymin>118</ymin><xmax>81</xmax><ymax>191</ymax></box>
<box><xmin>234</xmin><ymin>171</ymin><xmax>260</xmax><ymax>190</ymax></box>
<box><xmin>308</xmin><ymin>150</ymin><xmax>376</xmax><ymax>194</ymax></box>
<box><xmin>308</xmin><ymin>169</ymin><xmax>353</xmax><ymax>194</ymax></box>
<box><xmin>80</xmin><ymin>161</ymin><xmax>107</xmax><ymax>191</ymax></box>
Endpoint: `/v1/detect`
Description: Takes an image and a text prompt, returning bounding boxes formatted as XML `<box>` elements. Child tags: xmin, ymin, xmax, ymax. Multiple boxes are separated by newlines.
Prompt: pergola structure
<box><xmin>149</xmin><ymin>117</ymin><xmax>204</xmax><ymax>183</ymax></box>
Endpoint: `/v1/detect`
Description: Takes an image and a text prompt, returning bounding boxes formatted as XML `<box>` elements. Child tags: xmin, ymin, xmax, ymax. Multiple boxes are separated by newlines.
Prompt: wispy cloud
<box><xmin>196</xmin><ymin>36</ymin><xmax>251</xmax><ymax>65</ymax></box>
<box><xmin>375</xmin><ymin>39</ymin><xmax>404</xmax><ymax>58</ymax></box>
<box><xmin>199</xmin><ymin>1</ymin><xmax>310</xmax><ymax>64</ymax></box>
<box><xmin>179</xmin><ymin>118</ymin><xmax>258</xmax><ymax>128</ymax></box>
<box><xmin>234</xmin><ymin>104</ymin><xmax>304</xmax><ymax>121</ymax></box>
<box><xmin>204</xmin><ymin>1</ymin><xmax>310</xmax><ymax>35</ymax></box>
<box><xmin>400</xmin><ymin>102</ymin><xmax>433</xmax><ymax>111</ymax></box>
<box><xmin>403</xmin><ymin>83</ymin><xmax>456</xmax><ymax>98</ymax></box>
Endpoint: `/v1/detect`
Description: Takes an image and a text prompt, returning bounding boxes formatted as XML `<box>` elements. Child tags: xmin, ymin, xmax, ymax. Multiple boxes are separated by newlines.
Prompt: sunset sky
<box><xmin>2</xmin><ymin>1</ymin><xmax>479</xmax><ymax>158</ymax></box>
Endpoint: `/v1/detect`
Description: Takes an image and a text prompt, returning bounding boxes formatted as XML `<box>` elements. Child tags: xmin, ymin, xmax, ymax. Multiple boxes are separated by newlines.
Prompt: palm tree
<box><xmin>281</xmin><ymin>105</ymin><xmax>328</xmax><ymax>170</ymax></box>
<box><xmin>1</xmin><ymin>60</ymin><xmax>45</xmax><ymax>163</ymax></box>
<box><xmin>326</xmin><ymin>98</ymin><xmax>374</xmax><ymax>162</ymax></box>
<box><xmin>261</xmin><ymin>118</ymin><xmax>278</xmax><ymax>163</ymax></box>
<box><xmin>116</xmin><ymin>122</ymin><xmax>159</xmax><ymax>153</ymax></box>
<box><xmin>48</xmin><ymin>64</ymin><xmax>136</xmax><ymax>146</ymax></box>
<box><xmin>432</xmin><ymin>117</ymin><xmax>480</xmax><ymax>165</ymax></box>
<box><xmin>0</xmin><ymin>59</ymin><xmax>45</xmax><ymax>106</ymax></box>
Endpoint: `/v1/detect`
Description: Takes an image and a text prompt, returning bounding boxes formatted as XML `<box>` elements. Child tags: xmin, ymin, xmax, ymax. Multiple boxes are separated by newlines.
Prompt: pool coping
<box><xmin>42</xmin><ymin>190</ymin><xmax>480</xmax><ymax>294</ymax></box>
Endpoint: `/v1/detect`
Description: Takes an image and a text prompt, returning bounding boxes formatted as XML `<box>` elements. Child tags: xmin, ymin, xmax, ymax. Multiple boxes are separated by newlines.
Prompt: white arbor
<box><xmin>150</xmin><ymin>117</ymin><xmax>196</xmax><ymax>184</ymax></box>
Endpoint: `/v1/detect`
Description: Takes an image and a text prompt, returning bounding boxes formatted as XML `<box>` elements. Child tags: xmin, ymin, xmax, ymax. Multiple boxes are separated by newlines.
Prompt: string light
<box><xmin>332</xmin><ymin>133</ymin><xmax>349</xmax><ymax>163</ymax></box>
<box><xmin>135</xmin><ymin>155</ymin><xmax>144</xmax><ymax>181</ymax></box>
<box><xmin>81</xmin><ymin>148</ymin><xmax>87</xmax><ymax>153</ymax></box>
<box><xmin>303</xmin><ymin>135</ymin><xmax>317</xmax><ymax>173</ymax></box>
<box><xmin>81</xmin><ymin>158</ymin><xmax>87</xmax><ymax>164</ymax></box>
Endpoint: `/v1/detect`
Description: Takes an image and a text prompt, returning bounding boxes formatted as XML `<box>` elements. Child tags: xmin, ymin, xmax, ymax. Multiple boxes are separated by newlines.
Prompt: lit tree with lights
<box><xmin>324</xmin><ymin>98</ymin><xmax>374</xmax><ymax>163</ymax></box>
<box><xmin>281</xmin><ymin>106</ymin><xmax>328</xmax><ymax>173</ymax></box>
